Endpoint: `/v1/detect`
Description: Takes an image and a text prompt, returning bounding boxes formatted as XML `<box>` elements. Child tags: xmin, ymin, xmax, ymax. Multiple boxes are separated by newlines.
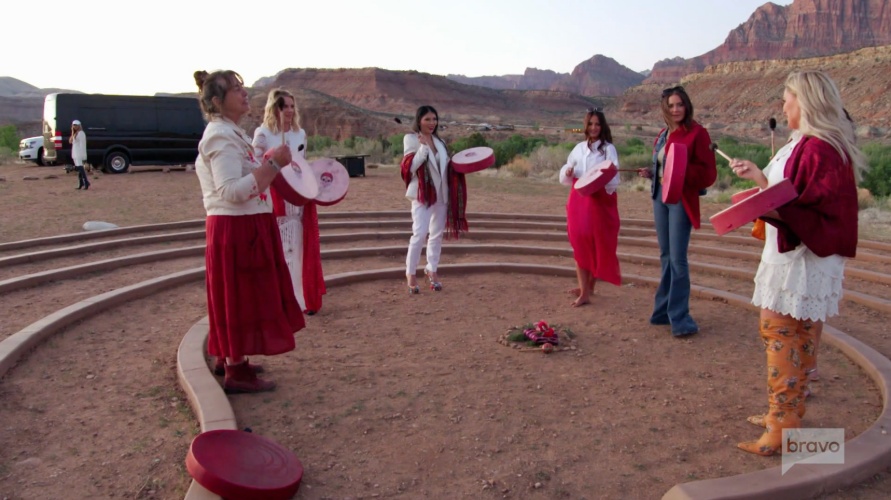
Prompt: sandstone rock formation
<box><xmin>621</xmin><ymin>45</ymin><xmax>891</xmax><ymax>137</ymax></box>
<box><xmin>646</xmin><ymin>0</ymin><xmax>891</xmax><ymax>83</ymax></box>
<box><xmin>447</xmin><ymin>55</ymin><xmax>644</xmax><ymax>97</ymax></box>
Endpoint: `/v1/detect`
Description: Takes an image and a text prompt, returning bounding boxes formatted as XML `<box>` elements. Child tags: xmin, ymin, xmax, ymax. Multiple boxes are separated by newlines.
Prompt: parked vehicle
<box><xmin>42</xmin><ymin>93</ymin><xmax>205</xmax><ymax>173</ymax></box>
<box><xmin>19</xmin><ymin>136</ymin><xmax>48</xmax><ymax>166</ymax></box>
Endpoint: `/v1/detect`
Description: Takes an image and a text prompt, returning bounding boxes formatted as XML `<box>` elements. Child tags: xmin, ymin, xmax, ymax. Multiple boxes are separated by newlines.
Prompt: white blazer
<box><xmin>403</xmin><ymin>133</ymin><xmax>449</xmax><ymax>202</ymax></box>
<box><xmin>559</xmin><ymin>140</ymin><xmax>620</xmax><ymax>195</ymax></box>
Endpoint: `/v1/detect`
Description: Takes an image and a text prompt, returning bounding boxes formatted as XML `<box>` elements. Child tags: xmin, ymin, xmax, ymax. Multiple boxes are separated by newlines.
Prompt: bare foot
<box><xmin>571</xmin><ymin>296</ymin><xmax>591</xmax><ymax>307</ymax></box>
<box><xmin>568</xmin><ymin>287</ymin><xmax>581</xmax><ymax>296</ymax></box>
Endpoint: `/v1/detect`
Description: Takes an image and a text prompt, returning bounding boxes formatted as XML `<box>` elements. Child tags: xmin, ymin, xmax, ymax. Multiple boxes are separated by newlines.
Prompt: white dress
<box><xmin>252</xmin><ymin>126</ymin><xmax>308</xmax><ymax>310</ymax></box>
<box><xmin>751</xmin><ymin>133</ymin><xmax>846</xmax><ymax>322</ymax></box>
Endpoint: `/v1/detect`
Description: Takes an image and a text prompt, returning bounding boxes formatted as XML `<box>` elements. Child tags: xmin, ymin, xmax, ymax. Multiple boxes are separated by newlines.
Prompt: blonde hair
<box><xmin>262</xmin><ymin>88</ymin><xmax>301</xmax><ymax>134</ymax></box>
<box><xmin>193</xmin><ymin>70</ymin><xmax>243</xmax><ymax>119</ymax></box>
<box><xmin>785</xmin><ymin>70</ymin><xmax>867</xmax><ymax>181</ymax></box>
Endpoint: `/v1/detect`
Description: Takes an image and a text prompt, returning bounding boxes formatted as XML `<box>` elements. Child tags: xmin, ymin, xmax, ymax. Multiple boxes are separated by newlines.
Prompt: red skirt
<box><xmin>566</xmin><ymin>182</ymin><xmax>622</xmax><ymax>286</ymax></box>
<box><xmin>205</xmin><ymin>213</ymin><xmax>304</xmax><ymax>358</ymax></box>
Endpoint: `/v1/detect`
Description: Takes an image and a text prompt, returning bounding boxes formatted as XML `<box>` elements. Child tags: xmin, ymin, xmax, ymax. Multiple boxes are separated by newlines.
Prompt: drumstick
<box><xmin>279</xmin><ymin>109</ymin><xmax>286</xmax><ymax>147</ymax></box>
<box><xmin>708</xmin><ymin>143</ymin><xmax>733</xmax><ymax>162</ymax></box>
<box><xmin>769</xmin><ymin>117</ymin><xmax>777</xmax><ymax>157</ymax></box>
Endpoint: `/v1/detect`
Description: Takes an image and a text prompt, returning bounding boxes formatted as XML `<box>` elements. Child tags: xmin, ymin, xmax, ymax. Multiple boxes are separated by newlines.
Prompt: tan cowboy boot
<box><xmin>739</xmin><ymin>317</ymin><xmax>806</xmax><ymax>456</ymax></box>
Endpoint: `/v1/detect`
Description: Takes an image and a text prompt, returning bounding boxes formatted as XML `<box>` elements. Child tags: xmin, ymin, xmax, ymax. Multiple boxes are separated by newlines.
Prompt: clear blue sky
<box><xmin>3</xmin><ymin>0</ymin><xmax>782</xmax><ymax>95</ymax></box>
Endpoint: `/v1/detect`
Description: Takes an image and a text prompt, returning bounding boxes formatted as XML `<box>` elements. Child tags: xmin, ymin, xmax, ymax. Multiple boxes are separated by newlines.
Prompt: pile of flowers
<box><xmin>501</xmin><ymin>320</ymin><xmax>575</xmax><ymax>354</ymax></box>
<box><xmin>523</xmin><ymin>320</ymin><xmax>559</xmax><ymax>346</ymax></box>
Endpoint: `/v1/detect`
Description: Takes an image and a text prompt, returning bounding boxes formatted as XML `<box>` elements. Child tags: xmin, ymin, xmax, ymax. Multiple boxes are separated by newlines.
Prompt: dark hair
<box><xmin>660</xmin><ymin>86</ymin><xmax>694</xmax><ymax>130</ymax></box>
<box><xmin>585</xmin><ymin>109</ymin><xmax>613</xmax><ymax>154</ymax></box>
<box><xmin>412</xmin><ymin>105</ymin><xmax>439</xmax><ymax>135</ymax></box>
<box><xmin>193</xmin><ymin>70</ymin><xmax>244</xmax><ymax>118</ymax></box>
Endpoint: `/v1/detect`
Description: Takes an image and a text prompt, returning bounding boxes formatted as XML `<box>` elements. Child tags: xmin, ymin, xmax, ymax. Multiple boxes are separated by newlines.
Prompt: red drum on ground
<box><xmin>574</xmin><ymin>161</ymin><xmax>618</xmax><ymax>197</ymax></box>
<box><xmin>186</xmin><ymin>429</ymin><xmax>303</xmax><ymax>500</ymax></box>
<box><xmin>661</xmin><ymin>143</ymin><xmax>687</xmax><ymax>204</ymax></box>
<box><xmin>709</xmin><ymin>178</ymin><xmax>798</xmax><ymax>236</ymax></box>
<box><xmin>309</xmin><ymin>158</ymin><xmax>349</xmax><ymax>206</ymax></box>
<box><xmin>450</xmin><ymin>147</ymin><xmax>495</xmax><ymax>173</ymax></box>
<box><xmin>270</xmin><ymin>155</ymin><xmax>320</xmax><ymax>206</ymax></box>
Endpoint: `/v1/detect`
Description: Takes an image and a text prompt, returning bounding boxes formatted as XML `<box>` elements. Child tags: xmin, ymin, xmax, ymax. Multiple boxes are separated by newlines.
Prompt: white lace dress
<box><xmin>751</xmin><ymin>133</ymin><xmax>846</xmax><ymax>322</ymax></box>
<box><xmin>278</xmin><ymin>201</ymin><xmax>306</xmax><ymax>311</ymax></box>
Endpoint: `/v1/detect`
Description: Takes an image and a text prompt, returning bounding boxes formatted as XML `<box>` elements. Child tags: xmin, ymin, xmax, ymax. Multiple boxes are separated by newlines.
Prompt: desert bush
<box><xmin>450</xmin><ymin>132</ymin><xmax>488</xmax><ymax>153</ymax></box>
<box><xmin>861</xmin><ymin>143</ymin><xmax>891</xmax><ymax>198</ymax></box>
<box><xmin>0</xmin><ymin>147</ymin><xmax>15</xmax><ymax>162</ymax></box>
<box><xmin>307</xmin><ymin>135</ymin><xmax>335</xmax><ymax>152</ymax></box>
<box><xmin>858</xmin><ymin>188</ymin><xmax>876</xmax><ymax>209</ymax></box>
<box><xmin>502</xmin><ymin>156</ymin><xmax>533</xmax><ymax>178</ymax></box>
<box><xmin>491</xmin><ymin>134</ymin><xmax>548</xmax><ymax>168</ymax></box>
<box><xmin>712</xmin><ymin>137</ymin><xmax>771</xmax><ymax>188</ymax></box>
<box><xmin>0</xmin><ymin>125</ymin><xmax>18</xmax><ymax>151</ymax></box>
<box><xmin>526</xmin><ymin>143</ymin><xmax>574</xmax><ymax>178</ymax></box>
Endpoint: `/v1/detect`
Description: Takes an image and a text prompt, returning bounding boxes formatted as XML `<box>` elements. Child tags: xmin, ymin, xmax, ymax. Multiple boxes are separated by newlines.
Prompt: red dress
<box><xmin>205</xmin><ymin>213</ymin><xmax>305</xmax><ymax>358</ymax></box>
<box><xmin>566</xmin><ymin>181</ymin><xmax>622</xmax><ymax>285</ymax></box>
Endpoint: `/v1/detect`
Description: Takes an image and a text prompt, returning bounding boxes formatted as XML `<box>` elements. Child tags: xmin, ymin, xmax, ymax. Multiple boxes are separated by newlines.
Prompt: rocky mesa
<box><xmin>646</xmin><ymin>0</ymin><xmax>891</xmax><ymax>84</ymax></box>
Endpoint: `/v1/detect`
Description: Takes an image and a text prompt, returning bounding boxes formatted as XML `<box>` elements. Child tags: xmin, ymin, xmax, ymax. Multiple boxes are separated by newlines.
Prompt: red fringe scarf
<box><xmin>401</xmin><ymin>151</ymin><xmax>468</xmax><ymax>239</ymax></box>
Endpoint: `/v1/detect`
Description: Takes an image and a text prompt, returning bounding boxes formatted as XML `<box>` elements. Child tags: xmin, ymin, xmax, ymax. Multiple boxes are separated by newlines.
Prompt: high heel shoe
<box><xmin>424</xmin><ymin>270</ymin><xmax>443</xmax><ymax>291</ymax></box>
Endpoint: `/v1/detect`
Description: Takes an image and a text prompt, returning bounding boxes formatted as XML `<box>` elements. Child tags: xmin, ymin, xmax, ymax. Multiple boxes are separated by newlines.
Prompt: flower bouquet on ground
<box><xmin>498</xmin><ymin>320</ymin><xmax>577</xmax><ymax>354</ymax></box>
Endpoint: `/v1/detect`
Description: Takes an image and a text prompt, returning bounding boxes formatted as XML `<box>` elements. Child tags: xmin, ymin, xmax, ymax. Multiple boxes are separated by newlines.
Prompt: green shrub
<box><xmin>450</xmin><ymin>132</ymin><xmax>488</xmax><ymax>153</ymax></box>
<box><xmin>862</xmin><ymin>143</ymin><xmax>891</xmax><ymax>198</ymax></box>
<box><xmin>0</xmin><ymin>125</ymin><xmax>18</xmax><ymax>151</ymax></box>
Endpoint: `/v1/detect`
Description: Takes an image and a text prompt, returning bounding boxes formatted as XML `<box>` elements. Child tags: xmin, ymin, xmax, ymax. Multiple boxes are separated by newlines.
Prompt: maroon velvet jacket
<box><xmin>653</xmin><ymin>122</ymin><xmax>717</xmax><ymax>229</ymax></box>
<box><xmin>769</xmin><ymin>136</ymin><xmax>858</xmax><ymax>257</ymax></box>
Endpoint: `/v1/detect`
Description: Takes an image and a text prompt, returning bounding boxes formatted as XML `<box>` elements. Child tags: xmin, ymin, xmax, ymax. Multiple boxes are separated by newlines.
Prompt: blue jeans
<box><xmin>651</xmin><ymin>184</ymin><xmax>698</xmax><ymax>335</ymax></box>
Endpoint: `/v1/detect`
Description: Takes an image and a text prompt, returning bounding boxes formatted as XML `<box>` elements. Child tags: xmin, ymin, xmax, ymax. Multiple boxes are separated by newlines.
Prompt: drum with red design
<box><xmin>270</xmin><ymin>154</ymin><xmax>320</xmax><ymax>206</ymax></box>
<box><xmin>574</xmin><ymin>161</ymin><xmax>618</xmax><ymax>197</ymax></box>
<box><xmin>709</xmin><ymin>178</ymin><xmax>798</xmax><ymax>236</ymax></box>
<box><xmin>186</xmin><ymin>429</ymin><xmax>303</xmax><ymax>500</ymax></box>
<box><xmin>450</xmin><ymin>146</ymin><xmax>495</xmax><ymax>173</ymax></box>
<box><xmin>309</xmin><ymin>158</ymin><xmax>349</xmax><ymax>206</ymax></box>
<box><xmin>661</xmin><ymin>142</ymin><xmax>687</xmax><ymax>204</ymax></box>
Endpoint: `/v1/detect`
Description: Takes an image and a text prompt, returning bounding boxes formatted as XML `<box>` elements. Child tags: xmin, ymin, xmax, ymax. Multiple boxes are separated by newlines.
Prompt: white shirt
<box><xmin>195</xmin><ymin>117</ymin><xmax>269</xmax><ymax>216</ymax></box>
<box><xmin>71</xmin><ymin>131</ymin><xmax>87</xmax><ymax>164</ymax></box>
<box><xmin>559</xmin><ymin>140</ymin><xmax>620</xmax><ymax>195</ymax></box>
<box><xmin>403</xmin><ymin>133</ymin><xmax>449</xmax><ymax>203</ymax></box>
<box><xmin>252</xmin><ymin>125</ymin><xmax>308</xmax><ymax>219</ymax></box>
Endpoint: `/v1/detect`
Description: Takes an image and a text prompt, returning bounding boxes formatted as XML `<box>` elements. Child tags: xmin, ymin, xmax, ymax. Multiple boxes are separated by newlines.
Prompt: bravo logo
<box><xmin>781</xmin><ymin>428</ymin><xmax>845</xmax><ymax>475</ymax></box>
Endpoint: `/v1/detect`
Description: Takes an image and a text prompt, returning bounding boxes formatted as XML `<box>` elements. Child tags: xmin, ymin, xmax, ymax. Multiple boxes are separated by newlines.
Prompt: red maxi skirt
<box><xmin>566</xmin><ymin>182</ymin><xmax>622</xmax><ymax>286</ymax></box>
<box><xmin>205</xmin><ymin>213</ymin><xmax>305</xmax><ymax>358</ymax></box>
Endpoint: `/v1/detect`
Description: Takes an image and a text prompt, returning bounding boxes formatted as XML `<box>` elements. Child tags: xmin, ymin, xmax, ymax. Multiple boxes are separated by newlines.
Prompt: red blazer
<box><xmin>654</xmin><ymin>122</ymin><xmax>717</xmax><ymax>229</ymax></box>
<box><xmin>770</xmin><ymin>136</ymin><xmax>858</xmax><ymax>257</ymax></box>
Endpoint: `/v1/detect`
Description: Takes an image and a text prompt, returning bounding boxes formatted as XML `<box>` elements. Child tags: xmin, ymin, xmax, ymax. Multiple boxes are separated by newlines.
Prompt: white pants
<box><xmin>406</xmin><ymin>200</ymin><xmax>447</xmax><ymax>276</ymax></box>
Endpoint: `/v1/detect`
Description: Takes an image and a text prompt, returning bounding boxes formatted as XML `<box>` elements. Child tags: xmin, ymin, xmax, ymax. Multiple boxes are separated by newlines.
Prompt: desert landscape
<box><xmin>1</xmin><ymin>160</ymin><xmax>891</xmax><ymax>499</ymax></box>
<box><xmin>3</xmin><ymin>0</ymin><xmax>891</xmax><ymax>498</ymax></box>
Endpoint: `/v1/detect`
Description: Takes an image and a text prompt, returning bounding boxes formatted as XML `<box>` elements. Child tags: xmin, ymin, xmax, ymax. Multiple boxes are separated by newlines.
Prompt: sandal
<box><xmin>424</xmin><ymin>270</ymin><xmax>443</xmax><ymax>291</ymax></box>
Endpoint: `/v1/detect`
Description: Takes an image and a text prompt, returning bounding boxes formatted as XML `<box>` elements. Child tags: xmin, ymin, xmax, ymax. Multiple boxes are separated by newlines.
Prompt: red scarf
<box><xmin>401</xmin><ymin>152</ymin><xmax>468</xmax><ymax>239</ymax></box>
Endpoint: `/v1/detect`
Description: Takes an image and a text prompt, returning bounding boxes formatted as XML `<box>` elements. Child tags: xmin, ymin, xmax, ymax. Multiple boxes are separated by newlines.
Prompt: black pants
<box><xmin>74</xmin><ymin>164</ymin><xmax>90</xmax><ymax>188</ymax></box>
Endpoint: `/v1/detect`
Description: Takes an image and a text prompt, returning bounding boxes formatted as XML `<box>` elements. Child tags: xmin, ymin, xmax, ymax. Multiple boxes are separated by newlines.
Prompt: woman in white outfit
<box><xmin>730</xmin><ymin>70</ymin><xmax>865</xmax><ymax>456</ymax></box>
<box><xmin>70</xmin><ymin>120</ymin><xmax>90</xmax><ymax>190</ymax></box>
<box><xmin>252</xmin><ymin>88</ymin><xmax>325</xmax><ymax>314</ymax></box>
<box><xmin>400</xmin><ymin>105</ymin><xmax>460</xmax><ymax>294</ymax></box>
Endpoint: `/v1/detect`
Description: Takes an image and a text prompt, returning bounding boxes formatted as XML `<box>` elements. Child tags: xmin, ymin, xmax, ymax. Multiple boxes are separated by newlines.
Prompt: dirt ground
<box><xmin>1</xmin><ymin>160</ymin><xmax>891</xmax><ymax>499</ymax></box>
